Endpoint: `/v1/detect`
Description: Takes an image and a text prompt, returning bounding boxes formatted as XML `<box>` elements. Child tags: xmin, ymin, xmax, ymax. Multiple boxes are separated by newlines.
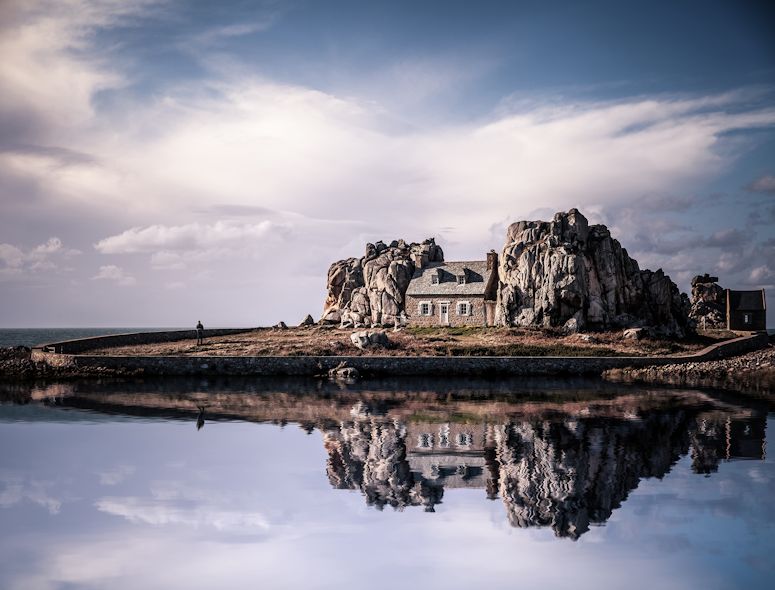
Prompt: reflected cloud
<box><xmin>95</xmin><ymin>497</ymin><xmax>270</xmax><ymax>532</ymax></box>
<box><xmin>0</xmin><ymin>476</ymin><xmax>62</xmax><ymax>514</ymax></box>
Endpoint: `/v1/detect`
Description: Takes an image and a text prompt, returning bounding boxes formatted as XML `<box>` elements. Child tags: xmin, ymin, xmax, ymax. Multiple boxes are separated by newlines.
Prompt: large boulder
<box><xmin>689</xmin><ymin>274</ymin><xmax>727</xmax><ymax>329</ymax></box>
<box><xmin>350</xmin><ymin>330</ymin><xmax>390</xmax><ymax>350</ymax></box>
<box><xmin>495</xmin><ymin>209</ymin><xmax>691</xmax><ymax>337</ymax></box>
<box><xmin>321</xmin><ymin>238</ymin><xmax>443</xmax><ymax>327</ymax></box>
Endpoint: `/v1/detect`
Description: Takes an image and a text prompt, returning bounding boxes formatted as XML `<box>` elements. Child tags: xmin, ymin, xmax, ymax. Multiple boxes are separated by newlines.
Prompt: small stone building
<box><xmin>405</xmin><ymin>251</ymin><xmax>498</xmax><ymax>327</ymax></box>
<box><xmin>726</xmin><ymin>289</ymin><xmax>766</xmax><ymax>331</ymax></box>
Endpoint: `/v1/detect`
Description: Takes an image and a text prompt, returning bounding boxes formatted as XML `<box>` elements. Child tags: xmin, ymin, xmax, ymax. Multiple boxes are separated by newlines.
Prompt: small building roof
<box><xmin>728</xmin><ymin>289</ymin><xmax>766</xmax><ymax>311</ymax></box>
<box><xmin>406</xmin><ymin>260</ymin><xmax>493</xmax><ymax>297</ymax></box>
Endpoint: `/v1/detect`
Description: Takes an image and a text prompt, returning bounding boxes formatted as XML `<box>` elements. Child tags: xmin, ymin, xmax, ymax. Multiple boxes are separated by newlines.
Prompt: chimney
<box><xmin>412</xmin><ymin>252</ymin><xmax>429</xmax><ymax>269</ymax></box>
<box><xmin>486</xmin><ymin>249</ymin><xmax>498</xmax><ymax>270</ymax></box>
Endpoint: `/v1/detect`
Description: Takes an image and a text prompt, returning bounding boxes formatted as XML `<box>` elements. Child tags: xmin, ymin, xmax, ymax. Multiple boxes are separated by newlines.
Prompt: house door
<box><xmin>440</xmin><ymin>303</ymin><xmax>449</xmax><ymax>325</ymax></box>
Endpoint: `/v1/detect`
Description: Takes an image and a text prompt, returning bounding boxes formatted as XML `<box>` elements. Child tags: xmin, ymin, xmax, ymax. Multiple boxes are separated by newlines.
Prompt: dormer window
<box><xmin>431</xmin><ymin>274</ymin><xmax>439</xmax><ymax>285</ymax></box>
<box><xmin>457</xmin><ymin>274</ymin><xmax>466</xmax><ymax>285</ymax></box>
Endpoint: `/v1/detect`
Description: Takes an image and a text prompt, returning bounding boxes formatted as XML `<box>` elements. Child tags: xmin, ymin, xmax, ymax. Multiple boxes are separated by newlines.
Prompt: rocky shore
<box><xmin>0</xmin><ymin>346</ymin><xmax>141</xmax><ymax>380</ymax></box>
<box><xmin>604</xmin><ymin>343</ymin><xmax>775</xmax><ymax>395</ymax></box>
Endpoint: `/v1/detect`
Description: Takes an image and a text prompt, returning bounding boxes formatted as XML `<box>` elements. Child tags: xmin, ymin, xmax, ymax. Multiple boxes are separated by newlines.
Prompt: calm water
<box><xmin>0</xmin><ymin>328</ymin><xmax>185</xmax><ymax>348</ymax></box>
<box><xmin>0</xmin><ymin>377</ymin><xmax>773</xmax><ymax>590</ymax></box>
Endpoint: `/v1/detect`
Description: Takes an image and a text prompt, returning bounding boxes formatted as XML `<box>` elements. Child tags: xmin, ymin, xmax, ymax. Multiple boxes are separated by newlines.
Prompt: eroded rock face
<box><xmin>324</xmin><ymin>412</ymin><xmax>442</xmax><ymax>511</ymax></box>
<box><xmin>494</xmin><ymin>412</ymin><xmax>691</xmax><ymax>539</ymax></box>
<box><xmin>495</xmin><ymin>209</ymin><xmax>691</xmax><ymax>336</ymax></box>
<box><xmin>689</xmin><ymin>274</ymin><xmax>727</xmax><ymax>329</ymax></box>
<box><xmin>321</xmin><ymin>238</ymin><xmax>443</xmax><ymax>327</ymax></box>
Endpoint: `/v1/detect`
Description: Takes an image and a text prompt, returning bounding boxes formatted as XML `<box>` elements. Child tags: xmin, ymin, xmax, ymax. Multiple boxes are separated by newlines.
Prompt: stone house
<box><xmin>405</xmin><ymin>251</ymin><xmax>499</xmax><ymax>327</ymax></box>
<box><xmin>726</xmin><ymin>289</ymin><xmax>766</xmax><ymax>331</ymax></box>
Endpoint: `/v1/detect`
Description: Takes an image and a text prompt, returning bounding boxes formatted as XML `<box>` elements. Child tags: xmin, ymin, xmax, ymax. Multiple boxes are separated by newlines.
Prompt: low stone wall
<box><xmin>38</xmin><ymin>328</ymin><xmax>257</xmax><ymax>354</ymax></box>
<box><xmin>29</xmin><ymin>331</ymin><xmax>769</xmax><ymax>378</ymax></box>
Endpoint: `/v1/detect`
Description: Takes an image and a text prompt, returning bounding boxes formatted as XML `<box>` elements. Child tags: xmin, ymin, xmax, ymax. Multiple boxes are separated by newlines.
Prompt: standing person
<box><xmin>196</xmin><ymin>320</ymin><xmax>204</xmax><ymax>346</ymax></box>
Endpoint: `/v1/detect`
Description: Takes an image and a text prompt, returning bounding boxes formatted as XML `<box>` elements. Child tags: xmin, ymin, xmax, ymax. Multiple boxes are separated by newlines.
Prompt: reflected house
<box><xmin>322</xmin><ymin>403</ymin><xmax>768</xmax><ymax>539</ymax></box>
<box><xmin>11</xmin><ymin>380</ymin><xmax>769</xmax><ymax>539</ymax></box>
<box><xmin>407</xmin><ymin>422</ymin><xmax>494</xmax><ymax>493</ymax></box>
<box><xmin>690</xmin><ymin>414</ymin><xmax>767</xmax><ymax>474</ymax></box>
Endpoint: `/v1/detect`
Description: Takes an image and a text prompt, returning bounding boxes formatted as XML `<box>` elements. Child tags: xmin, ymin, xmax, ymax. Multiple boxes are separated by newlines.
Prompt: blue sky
<box><xmin>0</xmin><ymin>0</ymin><xmax>774</xmax><ymax>327</ymax></box>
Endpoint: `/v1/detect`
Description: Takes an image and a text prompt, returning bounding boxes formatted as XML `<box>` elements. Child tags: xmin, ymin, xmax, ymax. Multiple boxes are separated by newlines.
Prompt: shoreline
<box><xmin>0</xmin><ymin>330</ymin><xmax>768</xmax><ymax>382</ymax></box>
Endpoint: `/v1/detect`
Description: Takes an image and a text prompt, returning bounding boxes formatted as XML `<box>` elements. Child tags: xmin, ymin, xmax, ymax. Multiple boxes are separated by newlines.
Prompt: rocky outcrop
<box><xmin>495</xmin><ymin>209</ymin><xmax>691</xmax><ymax>336</ymax></box>
<box><xmin>321</xmin><ymin>238</ymin><xmax>443</xmax><ymax>327</ymax></box>
<box><xmin>494</xmin><ymin>412</ymin><xmax>692</xmax><ymax>538</ymax></box>
<box><xmin>324</xmin><ymin>410</ymin><xmax>442</xmax><ymax>511</ymax></box>
<box><xmin>350</xmin><ymin>330</ymin><xmax>390</xmax><ymax>350</ymax></box>
<box><xmin>689</xmin><ymin>274</ymin><xmax>727</xmax><ymax>329</ymax></box>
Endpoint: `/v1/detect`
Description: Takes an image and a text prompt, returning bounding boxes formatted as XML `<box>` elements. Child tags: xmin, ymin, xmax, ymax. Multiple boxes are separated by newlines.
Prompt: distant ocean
<box><xmin>0</xmin><ymin>328</ymin><xmax>183</xmax><ymax>348</ymax></box>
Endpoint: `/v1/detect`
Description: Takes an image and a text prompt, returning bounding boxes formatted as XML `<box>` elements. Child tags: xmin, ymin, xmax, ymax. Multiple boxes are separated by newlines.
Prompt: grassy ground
<box><xmin>86</xmin><ymin>325</ymin><xmax>725</xmax><ymax>358</ymax></box>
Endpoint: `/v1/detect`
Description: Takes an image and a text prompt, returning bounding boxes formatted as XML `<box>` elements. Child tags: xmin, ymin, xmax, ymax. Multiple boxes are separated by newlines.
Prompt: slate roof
<box><xmin>406</xmin><ymin>261</ymin><xmax>493</xmax><ymax>297</ymax></box>
<box><xmin>728</xmin><ymin>290</ymin><xmax>766</xmax><ymax>311</ymax></box>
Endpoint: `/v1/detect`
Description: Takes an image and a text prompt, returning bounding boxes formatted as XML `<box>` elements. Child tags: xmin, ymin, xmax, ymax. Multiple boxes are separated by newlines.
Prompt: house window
<box><xmin>457</xmin><ymin>432</ymin><xmax>473</xmax><ymax>447</ymax></box>
<box><xmin>418</xmin><ymin>433</ymin><xmax>433</xmax><ymax>448</ymax></box>
<box><xmin>457</xmin><ymin>302</ymin><xmax>470</xmax><ymax>316</ymax></box>
<box><xmin>431</xmin><ymin>274</ymin><xmax>439</xmax><ymax>285</ymax></box>
<box><xmin>743</xmin><ymin>313</ymin><xmax>751</xmax><ymax>325</ymax></box>
<box><xmin>439</xmin><ymin>425</ymin><xmax>450</xmax><ymax>448</ymax></box>
<box><xmin>419</xmin><ymin>302</ymin><xmax>431</xmax><ymax>316</ymax></box>
<box><xmin>457</xmin><ymin>275</ymin><xmax>466</xmax><ymax>285</ymax></box>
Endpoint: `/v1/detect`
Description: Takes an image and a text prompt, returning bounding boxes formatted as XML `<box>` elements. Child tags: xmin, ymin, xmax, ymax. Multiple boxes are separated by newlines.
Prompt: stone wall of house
<box><xmin>405</xmin><ymin>295</ymin><xmax>487</xmax><ymax>327</ymax></box>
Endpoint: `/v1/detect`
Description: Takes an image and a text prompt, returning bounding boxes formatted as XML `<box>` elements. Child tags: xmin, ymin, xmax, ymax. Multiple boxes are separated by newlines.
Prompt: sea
<box><xmin>0</xmin><ymin>327</ymin><xmax>185</xmax><ymax>348</ymax></box>
<box><xmin>0</xmin><ymin>329</ymin><xmax>773</xmax><ymax>589</ymax></box>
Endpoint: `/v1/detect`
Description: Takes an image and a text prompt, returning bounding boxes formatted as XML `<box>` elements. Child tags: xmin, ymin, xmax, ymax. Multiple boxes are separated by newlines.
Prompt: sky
<box><xmin>0</xmin><ymin>0</ymin><xmax>774</xmax><ymax>327</ymax></box>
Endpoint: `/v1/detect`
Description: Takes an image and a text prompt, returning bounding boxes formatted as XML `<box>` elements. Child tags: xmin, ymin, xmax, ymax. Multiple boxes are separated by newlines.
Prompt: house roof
<box><xmin>728</xmin><ymin>289</ymin><xmax>766</xmax><ymax>311</ymax></box>
<box><xmin>406</xmin><ymin>260</ymin><xmax>493</xmax><ymax>297</ymax></box>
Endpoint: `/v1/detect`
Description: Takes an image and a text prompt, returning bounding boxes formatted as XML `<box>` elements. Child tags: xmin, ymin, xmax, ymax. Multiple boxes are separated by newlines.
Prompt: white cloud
<box><xmin>0</xmin><ymin>477</ymin><xmax>62</xmax><ymax>514</ymax></box>
<box><xmin>92</xmin><ymin>264</ymin><xmax>136</xmax><ymax>286</ymax></box>
<box><xmin>96</xmin><ymin>496</ymin><xmax>270</xmax><ymax>531</ymax></box>
<box><xmin>98</xmin><ymin>465</ymin><xmax>135</xmax><ymax>486</ymax></box>
<box><xmin>94</xmin><ymin>220</ymin><xmax>284</xmax><ymax>254</ymax></box>
<box><xmin>749</xmin><ymin>265</ymin><xmax>774</xmax><ymax>284</ymax></box>
<box><xmin>747</xmin><ymin>174</ymin><xmax>775</xmax><ymax>194</ymax></box>
<box><xmin>0</xmin><ymin>237</ymin><xmax>78</xmax><ymax>277</ymax></box>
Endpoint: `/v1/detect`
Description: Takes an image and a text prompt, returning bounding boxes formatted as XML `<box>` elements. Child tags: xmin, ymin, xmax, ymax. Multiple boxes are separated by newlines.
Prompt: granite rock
<box><xmin>322</xmin><ymin>238</ymin><xmax>443</xmax><ymax>327</ymax></box>
<box><xmin>689</xmin><ymin>273</ymin><xmax>727</xmax><ymax>329</ymax></box>
<box><xmin>495</xmin><ymin>209</ymin><xmax>691</xmax><ymax>337</ymax></box>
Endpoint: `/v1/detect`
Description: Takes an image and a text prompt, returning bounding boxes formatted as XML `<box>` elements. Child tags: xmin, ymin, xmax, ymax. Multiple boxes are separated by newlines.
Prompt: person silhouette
<box><xmin>196</xmin><ymin>405</ymin><xmax>206</xmax><ymax>430</ymax></box>
<box><xmin>196</xmin><ymin>321</ymin><xmax>204</xmax><ymax>345</ymax></box>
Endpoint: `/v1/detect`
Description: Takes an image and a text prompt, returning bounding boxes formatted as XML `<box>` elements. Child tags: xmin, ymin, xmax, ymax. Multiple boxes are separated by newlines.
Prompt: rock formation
<box><xmin>494</xmin><ymin>412</ymin><xmax>693</xmax><ymax>539</ymax></box>
<box><xmin>689</xmin><ymin>273</ymin><xmax>727</xmax><ymax>329</ymax></box>
<box><xmin>321</xmin><ymin>238</ymin><xmax>444</xmax><ymax>327</ymax></box>
<box><xmin>495</xmin><ymin>209</ymin><xmax>691</xmax><ymax>336</ymax></box>
<box><xmin>350</xmin><ymin>330</ymin><xmax>390</xmax><ymax>350</ymax></box>
<box><xmin>324</xmin><ymin>409</ymin><xmax>443</xmax><ymax>511</ymax></box>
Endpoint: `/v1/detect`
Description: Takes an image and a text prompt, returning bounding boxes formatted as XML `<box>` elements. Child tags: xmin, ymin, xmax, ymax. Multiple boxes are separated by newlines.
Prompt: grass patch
<box><xmin>445</xmin><ymin>344</ymin><xmax>629</xmax><ymax>357</ymax></box>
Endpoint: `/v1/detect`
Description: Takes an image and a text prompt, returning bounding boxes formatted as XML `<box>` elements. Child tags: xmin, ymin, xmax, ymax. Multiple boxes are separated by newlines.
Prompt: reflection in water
<box><xmin>2</xmin><ymin>377</ymin><xmax>767</xmax><ymax>540</ymax></box>
<box><xmin>196</xmin><ymin>405</ymin><xmax>206</xmax><ymax>431</ymax></box>
<box><xmin>323</xmin><ymin>400</ymin><xmax>765</xmax><ymax>538</ymax></box>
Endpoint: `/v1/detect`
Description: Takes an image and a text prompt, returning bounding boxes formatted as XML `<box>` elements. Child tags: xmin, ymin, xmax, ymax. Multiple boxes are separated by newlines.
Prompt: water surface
<box><xmin>0</xmin><ymin>378</ymin><xmax>772</xmax><ymax>589</ymax></box>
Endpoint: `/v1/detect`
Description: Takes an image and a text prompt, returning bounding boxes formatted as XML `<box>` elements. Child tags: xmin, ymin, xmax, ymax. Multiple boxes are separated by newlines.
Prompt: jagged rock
<box><xmin>328</xmin><ymin>362</ymin><xmax>359</xmax><ymax>381</ymax></box>
<box><xmin>350</xmin><ymin>330</ymin><xmax>390</xmax><ymax>350</ymax></box>
<box><xmin>623</xmin><ymin>327</ymin><xmax>647</xmax><ymax>340</ymax></box>
<box><xmin>323</xmin><ymin>413</ymin><xmax>442</xmax><ymax>511</ymax></box>
<box><xmin>300</xmin><ymin>314</ymin><xmax>315</xmax><ymax>327</ymax></box>
<box><xmin>274</xmin><ymin>321</ymin><xmax>288</xmax><ymax>329</ymax></box>
<box><xmin>689</xmin><ymin>274</ymin><xmax>727</xmax><ymax>329</ymax></box>
<box><xmin>321</xmin><ymin>238</ymin><xmax>443</xmax><ymax>327</ymax></box>
<box><xmin>495</xmin><ymin>209</ymin><xmax>691</xmax><ymax>337</ymax></box>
